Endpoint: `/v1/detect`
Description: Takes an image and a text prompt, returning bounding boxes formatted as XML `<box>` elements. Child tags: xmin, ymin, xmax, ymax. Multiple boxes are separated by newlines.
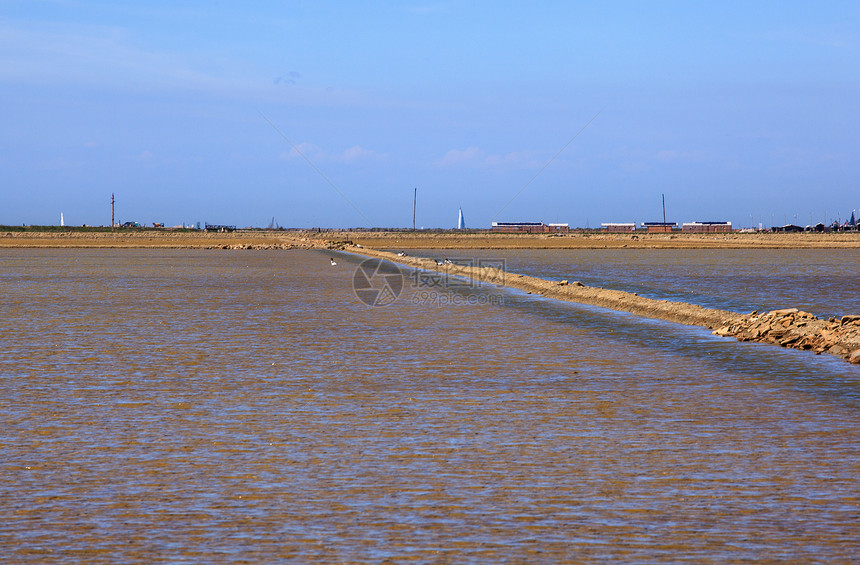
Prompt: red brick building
<box><xmin>491</xmin><ymin>222</ymin><xmax>569</xmax><ymax>233</ymax></box>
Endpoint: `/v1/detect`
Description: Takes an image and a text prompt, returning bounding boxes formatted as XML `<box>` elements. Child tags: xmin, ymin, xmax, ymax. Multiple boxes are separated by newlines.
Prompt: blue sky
<box><xmin>1</xmin><ymin>1</ymin><xmax>858</xmax><ymax>228</ymax></box>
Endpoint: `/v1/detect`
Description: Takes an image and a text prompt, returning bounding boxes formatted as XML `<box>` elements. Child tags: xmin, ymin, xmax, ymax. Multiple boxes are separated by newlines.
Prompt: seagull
<box><xmin>330</xmin><ymin>258</ymin><xmax>337</xmax><ymax>266</ymax></box>
<box><xmin>397</xmin><ymin>251</ymin><xmax>407</xmax><ymax>257</ymax></box>
<box><xmin>444</xmin><ymin>258</ymin><xmax>453</xmax><ymax>264</ymax></box>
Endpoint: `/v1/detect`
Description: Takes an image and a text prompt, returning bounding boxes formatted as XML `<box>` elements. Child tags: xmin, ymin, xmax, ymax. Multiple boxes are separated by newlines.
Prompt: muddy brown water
<box><xmin>1</xmin><ymin>249</ymin><xmax>858</xmax><ymax>562</ymax></box>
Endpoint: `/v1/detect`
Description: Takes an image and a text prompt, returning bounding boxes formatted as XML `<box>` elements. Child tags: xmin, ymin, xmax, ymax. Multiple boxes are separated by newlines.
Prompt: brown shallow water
<box><xmin>1</xmin><ymin>249</ymin><xmax>858</xmax><ymax>562</ymax></box>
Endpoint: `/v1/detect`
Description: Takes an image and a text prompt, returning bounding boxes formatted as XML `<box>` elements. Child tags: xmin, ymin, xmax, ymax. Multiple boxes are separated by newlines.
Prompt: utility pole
<box><xmin>412</xmin><ymin>187</ymin><xmax>417</xmax><ymax>231</ymax></box>
<box><xmin>111</xmin><ymin>193</ymin><xmax>115</xmax><ymax>228</ymax></box>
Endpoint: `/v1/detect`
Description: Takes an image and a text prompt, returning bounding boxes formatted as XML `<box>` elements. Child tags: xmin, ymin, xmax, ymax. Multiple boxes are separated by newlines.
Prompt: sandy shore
<box><xmin>3</xmin><ymin>229</ymin><xmax>860</xmax><ymax>249</ymax></box>
<box><xmin>0</xmin><ymin>230</ymin><xmax>316</xmax><ymax>249</ymax></box>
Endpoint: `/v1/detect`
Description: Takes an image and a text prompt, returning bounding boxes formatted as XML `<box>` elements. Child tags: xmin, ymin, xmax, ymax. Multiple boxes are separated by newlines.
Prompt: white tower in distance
<box><xmin>457</xmin><ymin>207</ymin><xmax>465</xmax><ymax>229</ymax></box>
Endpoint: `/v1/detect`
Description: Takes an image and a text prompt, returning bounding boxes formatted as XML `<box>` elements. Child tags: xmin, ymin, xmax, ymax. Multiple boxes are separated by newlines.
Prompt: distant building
<box><xmin>642</xmin><ymin>221</ymin><xmax>678</xmax><ymax>233</ymax></box>
<box><xmin>601</xmin><ymin>223</ymin><xmax>636</xmax><ymax>233</ymax></box>
<box><xmin>681</xmin><ymin>221</ymin><xmax>732</xmax><ymax>233</ymax></box>
<box><xmin>491</xmin><ymin>222</ymin><xmax>569</xmax><ymax>233</ymax></box>
<box><xmin>204</xmin><ymin>223</ymin><xmax>236</xmax><ymax>233</ymax></box>
<box><xmin>771</xmin><ymin>224</ymin><xmax>804</xmax><ymax>233</ymax></box>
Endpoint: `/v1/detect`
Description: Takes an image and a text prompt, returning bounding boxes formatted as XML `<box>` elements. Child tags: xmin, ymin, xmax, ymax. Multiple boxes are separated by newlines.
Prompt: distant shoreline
<box><xmin>2</xmin><ymin>229</ymin><xmax>860</xmax><ymax>249</ymax></box>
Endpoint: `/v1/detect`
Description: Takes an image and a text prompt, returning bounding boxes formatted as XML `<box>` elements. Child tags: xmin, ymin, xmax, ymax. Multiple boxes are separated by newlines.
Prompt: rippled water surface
<box><xmin>1</xmin><ymin>249</ymin><xmax>858</xmax><ymax>563</ymax></box>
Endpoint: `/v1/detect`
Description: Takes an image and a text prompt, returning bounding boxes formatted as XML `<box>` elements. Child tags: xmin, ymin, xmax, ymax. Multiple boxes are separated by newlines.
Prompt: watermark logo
<box><xmin>409</xmin><ymin>258</ymin><xmax>507</xmax><ymax>289</ymax></box>
<box><xmin>410</xmin><ymin>290</ymin><xmax>506</xmax><ymax>307</ymax></box>
<box><xmin>352</xmin><ymin>258</ymin><xmax>404</xmax><ymax>306</ymax></box>
<box><xmin>353</xmin><ymin>256</ymin><xmax>507</xmax><ymax>307</ymax></box>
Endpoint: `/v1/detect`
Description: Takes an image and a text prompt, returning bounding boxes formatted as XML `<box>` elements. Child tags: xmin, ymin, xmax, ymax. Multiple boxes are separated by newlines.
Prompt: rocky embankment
<box><xmin>714</xmin><ymin>309</ymin><xmax>860</xmax><ymax>364</ymax></box>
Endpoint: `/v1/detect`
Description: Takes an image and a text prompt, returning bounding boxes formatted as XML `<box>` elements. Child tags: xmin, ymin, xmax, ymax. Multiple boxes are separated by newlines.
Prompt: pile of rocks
<box><xmin>713</xmin><ymin>308</ymin><xmax>860</xmax><ymax>364</ymax></box>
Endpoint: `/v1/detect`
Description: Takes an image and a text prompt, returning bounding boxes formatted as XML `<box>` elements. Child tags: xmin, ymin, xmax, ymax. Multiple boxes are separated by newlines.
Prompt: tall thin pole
<box><xmin>412</xmin><ymin>187</ymin><xmax>417</xmax><ymax>231</ymax></box>
<box><xmin>111</xmin><ymin>193</ymin><xmax>115</xmax><ymax>228</ymax></box>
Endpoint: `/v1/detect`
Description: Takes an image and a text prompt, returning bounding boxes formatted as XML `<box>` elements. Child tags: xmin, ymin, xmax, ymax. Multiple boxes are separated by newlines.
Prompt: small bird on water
<box><xmin>330</xmin><ymin>258</ymin><xmax>337</xmax><ymax>266</ymax></box>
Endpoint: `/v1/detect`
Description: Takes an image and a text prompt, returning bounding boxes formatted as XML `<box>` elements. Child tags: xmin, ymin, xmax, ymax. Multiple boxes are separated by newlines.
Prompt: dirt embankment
<box><xmin>4</xmin><ymin>229</ymin><xmax>860</xmax><ymax>249</ymax></box>
<box><xmin>343</xmin><ymin>245</ymin><xmax>860</xmax><ymax>365</ymax></box>
<box><xmin>0</xmin><ymin>230</ymin><xmax>319</xmax><ymax>249</ymax></box>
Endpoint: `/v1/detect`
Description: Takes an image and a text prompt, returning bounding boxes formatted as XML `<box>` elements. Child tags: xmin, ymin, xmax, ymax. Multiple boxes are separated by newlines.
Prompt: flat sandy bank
<box><xmin>3</xmin><ymin>229</ymin><xmax>860</xmax><ymax>249</ymax></box>
<box><xmin>0</xmin><ymin>230</ymin><xmax>316</xmax><ymax>249</ymax></box>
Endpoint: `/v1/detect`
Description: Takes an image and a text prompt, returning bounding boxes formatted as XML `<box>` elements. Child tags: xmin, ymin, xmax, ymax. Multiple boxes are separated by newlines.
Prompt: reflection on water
<box><xmin>1</xmin><ymin>249</ymin><xmax>858</xmax><ymax>563</ymax></box>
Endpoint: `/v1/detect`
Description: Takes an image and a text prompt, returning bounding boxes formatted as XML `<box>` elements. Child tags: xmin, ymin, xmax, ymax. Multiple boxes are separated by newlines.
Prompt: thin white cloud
<box><xmin>0</xmin><ymin>17</ymin><xmax>413</xmax><ymax>109</ymax></box>
<box><xmin>280</xmin><ymin>142</ymin><xmax>324</xmax><ymax>161</ymax></box>
<box><xmin>337</xmin><ymin>145</ymin><xmax>385</xmax><ymax>162</ymax></box>
<box><xmin>484</xmin><ymin>150</ymin><xmax>543</xmax><ymax>168</ymax></box>
<box><xmin>434</xmin><ymin>146</ymin><xmax>483</xmax><ymax>166</ymax></box>
<box><xmin>279</xmin><ymin>143</ymin><xmax>384</xmax><ymax>163</ymax></box>
<box><xmin>0</xmin><ymin>21</ymin><xmax>246</xmax><ymax>93</ymax></box>
<box><xmin>435</xmin><ymin>147</ymin><xmax>545</xmax><ymax>168</ymax></box>
<box><xmin>130</xmin><ymin>150</ymin><xmax>154</xmax><ymax>161</ymax></box>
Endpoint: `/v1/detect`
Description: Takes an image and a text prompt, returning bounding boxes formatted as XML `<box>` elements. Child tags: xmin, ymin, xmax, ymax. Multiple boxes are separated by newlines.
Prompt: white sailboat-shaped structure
<box><xmin>457</xmin><ymin>207</ymin><xmax>465</xmax><ymax>229</ymax></box>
